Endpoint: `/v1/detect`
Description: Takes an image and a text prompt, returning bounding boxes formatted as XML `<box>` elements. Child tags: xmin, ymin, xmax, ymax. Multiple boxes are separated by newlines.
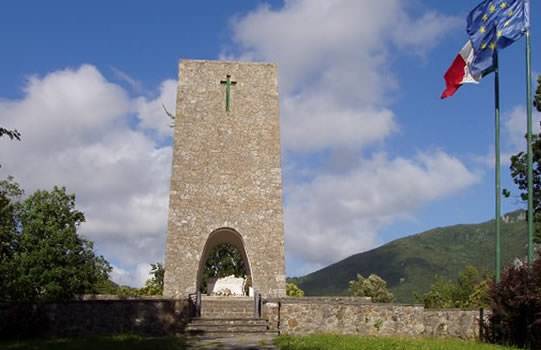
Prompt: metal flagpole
<box><xmin>525</xmin><ymin>26</ymin><xmax>534</xmax><ymax>264</ymax></box>
<box><xmin>494</xmin><ymin>51</ymin><xmax>502</xmax><ymax>282</ymax></box>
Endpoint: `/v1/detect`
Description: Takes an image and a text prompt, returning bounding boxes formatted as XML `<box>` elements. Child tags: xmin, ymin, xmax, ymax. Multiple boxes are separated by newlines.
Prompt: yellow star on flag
<box><xmin>480</xmin><ymin>26</ymin><xmax>486</xmax><ymax>33</ymax></box>
<box><xmin>500</xmin><ymin>2</ymin><xmax>507</xmax><ymax>9</ymax></box>
<box><xmin>490</xmin><ymin>42</ymin><xmax>497</xmax><ymax>50</ymax></box>
<box><xmin>481</xmin><ymin>42</ymin><xmax>488</xmax><ymax>49</ymax></box>
<box><xmin>497</xmin><ymin>30</ymin><xmax>503</xmax><ymax>38</ymax></box>
<box><xmin>504</xmin><ymin>19</ymin><xmax>511</xmax><ymax>27</ymax></box>
<box><xmin>489</xmin><ymin>4</ymin><xmax>497</xmax><ymax>13</ymax></box>
<box><xmin>482</xmin><ymin>14</ymin><xmax>489</xmax><ymax>21</ymax></box>
<box><xmin>508</xmin><ymin>9</ymin><xmax>514</xmax><ymax>17</ymax></box>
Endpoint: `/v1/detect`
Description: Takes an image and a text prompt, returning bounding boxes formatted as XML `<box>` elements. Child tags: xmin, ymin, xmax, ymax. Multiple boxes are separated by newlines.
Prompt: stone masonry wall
<box><xmin>0</xmin><ymin>297</ymin><xmax>190</xmax><ymax>338</ymax></box>
<box><xmin>264</xmin><ymin>298</ymin><xmax>483</xmax><ymax>340</ymax></box>
<box><xmin>164</xmin><ymin>60</ymin><xmax>286</xmax><ymax>298</ymax></box>
<box><xmin>1</xmin><ymin>297</ymin><xmax>483</xmax><ymax>339</ymax></box>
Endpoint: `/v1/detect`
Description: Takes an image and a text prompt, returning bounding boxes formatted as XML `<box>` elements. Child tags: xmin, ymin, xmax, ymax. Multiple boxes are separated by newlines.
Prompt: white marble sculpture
<box><xmin>208</xmin><ymin>275</ymin><xmax>246</xmax><ymax>296</ymax></box>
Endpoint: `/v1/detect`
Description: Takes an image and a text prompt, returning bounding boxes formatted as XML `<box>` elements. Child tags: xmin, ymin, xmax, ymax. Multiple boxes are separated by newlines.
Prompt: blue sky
<box><xmin>0</xmin><ymin>0</ymin><xmax>539</xmax><ymax>286</ymax></box>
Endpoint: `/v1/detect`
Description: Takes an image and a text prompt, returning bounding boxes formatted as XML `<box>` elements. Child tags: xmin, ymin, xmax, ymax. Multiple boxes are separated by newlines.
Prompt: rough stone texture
<box><xmin>267</xmin><ymin>298</ymin><xmax>483</xmax><ymax>340</ymax></box>
<box><xmin>164</xmin><ymin>60</ymin><xmax>286</xmax><ymax>298</ymax></box>
<box><xmin>0</xmin><ymin>297</ymin><xmax>484</xmax><ymax>340</ymax></box>
<box><xmin>0</xmin><ymin>298</ymin><xmax>190</xmax><ymax>338</ymax></box>
<box><xmin>423</xmin><ymin>309</ymin><xmax>483</xmax><ymax>339</ymax></box>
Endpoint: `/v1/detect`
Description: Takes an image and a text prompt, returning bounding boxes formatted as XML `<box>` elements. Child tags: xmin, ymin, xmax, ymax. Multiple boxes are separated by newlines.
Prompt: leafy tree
<box><xmin>419</xmin><ymin>265</ymin><xmax>490</xmax><ymax>309</ymax></box>
<box><xmin>0</xmin><ymin>177</ymin><xmax>24</xmax><ymax>301</ymax></box>
<box><xmin>348</xmin><ymin>274</ymin><xmax>394</xmax><ymax>303</ymax></box>
<box><xmin>286</xmin><ymin>282</ymin><xmax>304</xmax><ymax>297</ymax></box>
<box><xmin>507</xmin><ymin>75</ymin><xmax>541</xmax><ymax>244</ymax></box>
<box><xmin>0</xmin><ymin>182</ymin><xmax>112</xmax><ymax>302</ymax></box>
<box><xmin>535</xmin><ymin>75</ymin><xmax>541</xmax><ymax>112</ymax></box>
<box><xmin>140</xmin><ymin>263</ymin><xmax>164</xmax><ymax>296</ymax></box>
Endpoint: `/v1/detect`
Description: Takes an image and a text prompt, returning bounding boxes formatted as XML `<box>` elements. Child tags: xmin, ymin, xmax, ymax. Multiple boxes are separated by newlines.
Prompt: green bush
<box><xmin>348</xmin><ymin>274</ymin><xmax>393</xmax><ymax>303</ymax></box>
<box><xmin>485</xmin><ymin>255</ymin><xmax>541</xmax><ymax>349</ymax></box>
<box><xmin>286</xmin><ymin>282</ymin><xmax>305</xmax><ymax>297</ymax></box>
<box><xmin>419</xmin><ymin>265</ymin><xmax>490</xmax><ymax>309</ymax></box>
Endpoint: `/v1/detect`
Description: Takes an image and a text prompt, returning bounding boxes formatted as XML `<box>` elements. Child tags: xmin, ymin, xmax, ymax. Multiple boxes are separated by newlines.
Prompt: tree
<box><xmin>348</xmin><ymin>274</ymin><xmax>394</xmax><ymax>303</ymax></box>
<box><xmin>141</xmin><ymin>263</ymin><xmax>164</xmax><ymax>296</ymax></box>
<box><xmin>419</xmin><ymin>265</ymin><xmax>490</xmax><ymax>309</ymax></box>
<box><xmin>0</xmin><ymin>182</ymin><xmax>112</xmax><ymax>302</ymax></box>
<box><xmin>286</xmin><ymin>282</ymin><xmax>304</xmax><ymax>297</ymax></box>
<box><xmin>0</xmin><ymin>177</ymin><xmax>23</xmax><ymax>301</ymax></box>
<box><xmin>508</xmin><ymin>75</ymin><xmax>541</xmax><ymax>243</ymax></box>
<box><xmin>535</xmin><ymin>75</ymin><xmax>541</xmax><ymax>112</ymax></box>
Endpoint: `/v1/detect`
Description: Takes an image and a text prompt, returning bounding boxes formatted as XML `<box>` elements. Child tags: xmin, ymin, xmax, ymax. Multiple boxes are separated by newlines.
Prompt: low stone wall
<box><xmin>264</xmin><ymin>297</ymin><xmax>482</xmax><ymax>340</ymax></box>
<box><xmin>0</xmin><ymin>297</ymin><xmax>190</xmax><ymax>339</ymax></box>
<box><xmin>423</xmin><ymin>309</ymin><xmax>483</xmax><ymax>339</ymax></box>
<box><xmin>1</xmin><ymin>296</ymin><xmax>483</xmax><ymax>340</ymax></box>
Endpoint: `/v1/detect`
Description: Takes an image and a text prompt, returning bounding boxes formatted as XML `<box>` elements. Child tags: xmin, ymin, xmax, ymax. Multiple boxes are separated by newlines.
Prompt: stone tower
<box><xmin>163</xmin><ymin>60</ymin><xmax>286</xmax><ymax>298</ymax></box>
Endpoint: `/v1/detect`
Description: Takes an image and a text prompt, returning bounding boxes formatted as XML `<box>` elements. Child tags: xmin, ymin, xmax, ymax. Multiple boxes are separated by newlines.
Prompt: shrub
<box><xmin>348</xmin><ymin>274</ymin><xmax>394</xmax><ymax>303</ymax></box>
<box><xmin>485</xmin><ymin>255</ymin><xmax>541</xmax><ymax>348</ymax></box>
<box><xmin>419</xmin><ymin>265</ymin><xmax>490</xmax><ymax>309</ymax></box>
<box><xmin>286</xmin><ymin>282</ymin><xmax>304</xmax><ymax>297</ymax></box>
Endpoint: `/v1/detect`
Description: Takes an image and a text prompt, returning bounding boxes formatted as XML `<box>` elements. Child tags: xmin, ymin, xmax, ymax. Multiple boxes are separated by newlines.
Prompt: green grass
<box><xmin>274</xmin><ymin>335</ymin><xmax>518</xmax><ymax>350</ymax></box>
<box><xmin>0</xmin><ymin>334</ymin><xmax>518</xmax><ymax>350</ymax></box>
<box><xmin>0</xmin><ymin>334</ymin><xmax>188</xmax><ymax>350</ymax></box>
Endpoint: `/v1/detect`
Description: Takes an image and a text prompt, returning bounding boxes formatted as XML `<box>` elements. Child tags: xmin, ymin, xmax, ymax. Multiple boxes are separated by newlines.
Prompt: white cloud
<box><xmin>230</xmin><ymin>0</ymin><xmax>475</xmax><ymax>276</ymax></box>
<box><xmin>229</xmin><ymin>0</ymin><xmax>460</xmax><ymax>152</ymax></box>
<box><xmin>0</xmin><ymin>1</ymin><xmax>475</xmax><ymax>283</ymax></box>
<box><xmin>473</xmin><ymin>105</ymin><xmax>541</xmax><ymax>169</ymax></box>
<box><xmin>0</xmin><ymin>65</ymin><xmax>175</xmax><ymax>285</ymax></box>
<box><xmin>505</xmin><ymin>105</ymin><xmax>541</xmax><ymax>150</ymax></box>
<box><xmin>134</xmin><ymin>79</ymin><xmax>177</xmax><ymax>138</ymax></box>
<box><xmin>110</xmin><ymin>263</ymin><xmax>152</xmax><ymax>288</ymax></box>
<box><xmin>285</xmin><ymin>151</ymin><xmax>479</xmax><ymax>275</ymax></box>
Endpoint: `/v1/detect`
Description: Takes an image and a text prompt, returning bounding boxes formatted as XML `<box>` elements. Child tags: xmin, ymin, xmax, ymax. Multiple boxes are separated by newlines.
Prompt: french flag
<box><xmin>441</xmin><ymin>41</ymin><xmax>481</xmax><ymax>99</ymax></box>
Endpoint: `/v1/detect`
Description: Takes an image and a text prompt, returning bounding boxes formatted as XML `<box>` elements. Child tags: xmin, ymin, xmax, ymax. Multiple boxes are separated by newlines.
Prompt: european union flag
<box><xmin>467</xmin><ymin>0</ymin><xmax>530</xmax><ymax>76</ymax></box>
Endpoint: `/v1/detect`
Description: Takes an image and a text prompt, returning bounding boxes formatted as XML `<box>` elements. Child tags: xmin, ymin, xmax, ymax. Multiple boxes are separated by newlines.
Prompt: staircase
<box><xmin>186</xmin><ymin>296</ymin><xmax>276</xmax><ymax>338</ymax></box>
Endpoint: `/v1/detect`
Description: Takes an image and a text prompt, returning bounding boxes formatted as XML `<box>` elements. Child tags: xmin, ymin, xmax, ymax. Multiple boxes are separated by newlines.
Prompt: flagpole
<box><xmin>525</xmin><ymin>26</ymin><xmax>534</xmax><ymax>264</ymax></box>
<box><xmin>494</xmin><ymin>51</ymin><xmax>502</xmax><ymax>282</ymax></box>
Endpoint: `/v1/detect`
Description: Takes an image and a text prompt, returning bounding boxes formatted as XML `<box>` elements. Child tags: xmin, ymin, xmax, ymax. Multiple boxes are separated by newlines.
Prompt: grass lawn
<box><xmin>274</xmin><ymin>335</ymin><xmax>518</xmax><ymax>350</ymax></box>
<box><xmin>0</xmin><ymin>334</ymin><xmax>518</xmax><ymax>350</ymax></box>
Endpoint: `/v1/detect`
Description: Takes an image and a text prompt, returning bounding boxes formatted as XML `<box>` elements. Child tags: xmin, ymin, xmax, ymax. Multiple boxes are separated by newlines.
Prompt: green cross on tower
<box><xmin>220</xmin><ymin>74</ymin><xmax>237</xmax><ymax>112</ymax></box>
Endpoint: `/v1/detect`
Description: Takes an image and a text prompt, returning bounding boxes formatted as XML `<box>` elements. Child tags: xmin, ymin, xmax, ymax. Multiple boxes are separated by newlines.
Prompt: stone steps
<box><xmin>187</xmin><ymin>298</ymin><xmax>272</xmax><ymax>338</ymax></box>
<box><xmin>189</xmin><ymin>318</ymin><xmax>267</xmax><ymax>326</ymax></box>
<box><xmin>187</xmin><ymin>320</ymin><xmax>268</xmax><ymax>333</ymax></box>
<box><xmin>200</xmin><ymin>299</ymin><xmax>255</xmax><ymax>319</ymax></box>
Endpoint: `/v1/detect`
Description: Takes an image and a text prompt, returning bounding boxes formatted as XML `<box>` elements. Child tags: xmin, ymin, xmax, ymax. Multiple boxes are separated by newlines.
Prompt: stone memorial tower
<box><xmin>163</xmin><ymin>60</ymin><xmax>286</xmax><ymax>298</ymax></box>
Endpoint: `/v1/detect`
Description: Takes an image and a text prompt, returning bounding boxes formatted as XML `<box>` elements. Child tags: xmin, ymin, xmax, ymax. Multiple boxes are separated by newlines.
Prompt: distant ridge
<box><xmin>290</xmin><ymin>210</ymin><xmax>528</xmax><ymax>303</ymax></box>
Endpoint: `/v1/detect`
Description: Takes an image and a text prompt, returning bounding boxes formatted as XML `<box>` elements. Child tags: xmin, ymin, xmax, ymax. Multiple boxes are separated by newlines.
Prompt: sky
<box><xmin>0</xmin><ymin>0</ymin><xmax>539</xmax><ymax>287</ymax></box>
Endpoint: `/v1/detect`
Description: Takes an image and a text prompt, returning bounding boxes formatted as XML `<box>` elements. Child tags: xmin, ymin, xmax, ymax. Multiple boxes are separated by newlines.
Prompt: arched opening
<box><xmin>196</xmin><ymin>228</ymin><xmax>252</xmax><ymax>296</ymax></box>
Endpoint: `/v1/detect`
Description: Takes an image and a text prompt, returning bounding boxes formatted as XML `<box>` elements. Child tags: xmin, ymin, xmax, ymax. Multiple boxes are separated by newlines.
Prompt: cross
<box><xmin>220</xmin><ymin>74</ymin><xmax>237</xmax><ymax>112</ymax></box>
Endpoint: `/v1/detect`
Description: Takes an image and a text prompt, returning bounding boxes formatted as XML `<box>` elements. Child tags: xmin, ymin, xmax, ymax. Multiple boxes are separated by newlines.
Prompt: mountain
<box><xmin>290</xmin><ymin>210</ymin><xmax>529</xmax><ymax>303</ymax></box>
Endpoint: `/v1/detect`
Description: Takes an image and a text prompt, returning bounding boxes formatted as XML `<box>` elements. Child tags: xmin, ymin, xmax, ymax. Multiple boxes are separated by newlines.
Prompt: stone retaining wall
<box><xmin>0</xmin><ymin>297</ymin><xmax>190</xmax><ymax>338</ymax></box>
<box><xmin>264</xmin><ymin>297</ymin><xmax>483</xmax><ymax>340</ymax></box>
<box><xmin>1</xmin><ymin>296</ymin><xmax>483</xmax><ymax>339</ymax></box>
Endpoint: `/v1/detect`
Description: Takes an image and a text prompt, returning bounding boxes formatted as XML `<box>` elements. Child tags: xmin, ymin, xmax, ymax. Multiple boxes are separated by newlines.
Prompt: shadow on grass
<box><xmin>0</xmin><ymin>334</ymin><xmax>190</xmax><ymax>350</ymax></box>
